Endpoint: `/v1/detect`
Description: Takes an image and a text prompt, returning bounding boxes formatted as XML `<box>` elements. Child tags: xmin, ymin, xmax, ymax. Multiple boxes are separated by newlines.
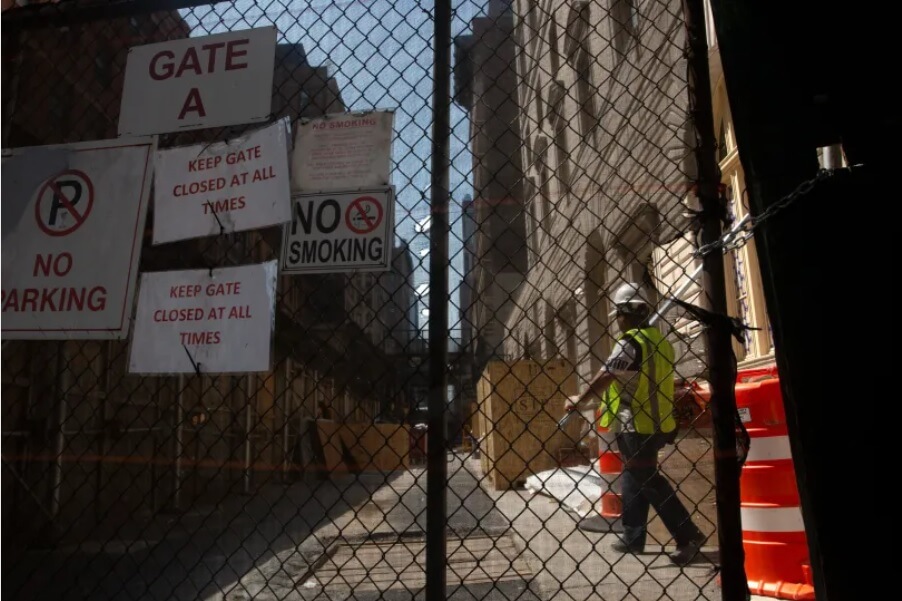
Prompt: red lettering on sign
<box><xmin>225</xmin><ymin>39</ymin><xmax>249</xmax><ymax>71</ymax></box>
<box><xmin>226</xmin><ymin>146</ymin><xmax>262</xmax><ymax>164</ymax></box>
<box><xmin>227</xmin><ymin>305</ymin><xmax>252</xmax><ymax>319</ymax></box>
<box><xmin>187</xmin><ymin>156</ymin><xmax>222</xmax><ymax>172</ymax></box>
<box><xmin>175</xmin><ymin>47</ymin><xmax>202</xmax><ymax>78</ymax></box>
<box><xmin>173</xmin><ymin>178</ymin><xmax>227</xmax><ymax>197</ymax></box>
<box><xmin>203</xmin><ymin>196</ymin><xmax>246</xmax><ymax>214</ymax></box>
<box><xmin>1</xmin><ymin>286</ymin><xmax>107</xmax><ymax>313</ymax></box>
<box><xmin>32</xmin><ymin>253</ymin><xmax>73</xmax><ymax>277</ymax></box>
<box><xmin>169</xmin><ymin>284</ymin><xmax>202</xmax><ymax>298</ymax></box>
<box><xmin>154</xmin><ymin>307</ymin><xmax>205</xmax><ymax>322</ymax></box>
<box><xmin>179</xmin><ymin>331</ymin><xmax>221</xmax><ymax>345</ymax></box>
<box><xmin>21</xmin><ymin>288</ymin><xmax>38</xmax><ymax>312</ymax></box>
<box><xmin>179</xmin><ymin>88</ymin><xmax>206</xmax><ymax>120</ymax></box>
<box><xmin>205</xmin><ymin>282</ymin><xmax>241</xmax><ymax>296</ymax></box>
<box><xmin>201</xmin><ymin>42</ymin><xmax>225</xmax><ymax>71</ymax></box>
<box><xmin>148</xmin><ymin>40</ymin><xmax>250</xmax><ymax>81</ymax></box>
<box><xmin>149</xmin><ymin>50</ymin><xmax>175</xmax><ymax>80</ymax></box>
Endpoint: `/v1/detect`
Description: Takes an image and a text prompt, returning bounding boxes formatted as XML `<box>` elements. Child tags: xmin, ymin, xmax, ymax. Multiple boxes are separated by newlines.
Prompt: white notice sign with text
<box><xmin>291</xmin><ymin>110</ymin><xmax>394</xmax><ymax>192</ymax></box>
<box><xmin>1</xmin><ymin>137</ymin><xmax>155</xmax><ymax>340</ymax></box>
<box><xmin>128</xmin><ymin>261</ymin><xmax>277</xmax><ymax>374</ymax></box>
<box><xmin>119</xmin><ymin>27</ymin><xmax>277</xmax><ymax>136</ymax></box>
<box><xmin>152</xmin><ymin>120</ymin><xmax>291</xmax><ymax>244</ymax></box>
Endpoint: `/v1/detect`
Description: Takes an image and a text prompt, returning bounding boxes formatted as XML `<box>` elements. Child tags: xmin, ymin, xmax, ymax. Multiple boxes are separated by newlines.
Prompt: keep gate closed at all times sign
<box><xmin>153</xmin><ymin>121</ymin><xmax>291</xmax><ymax>244</ymax></box>
<box><xmin>129</xmin><ymin>262</ymin><xmax>278</xmax><ymax>374</ymax></box>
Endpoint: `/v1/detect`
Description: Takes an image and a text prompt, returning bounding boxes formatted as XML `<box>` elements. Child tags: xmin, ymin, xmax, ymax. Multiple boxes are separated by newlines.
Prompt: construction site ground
<box><xmin>8</xmin><ymin>446</ymin><xmax>768</xmax><ymax>601</ymax></box>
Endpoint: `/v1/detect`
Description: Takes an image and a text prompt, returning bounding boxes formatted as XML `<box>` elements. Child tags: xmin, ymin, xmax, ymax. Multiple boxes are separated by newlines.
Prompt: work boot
<box><xmin>668</xmin><ymin>533</ymin><xmax>705</xmax><ymax>566</ymax></box>
<box><xmin>611</xmin><ymin>540</ymin><xmax>645</xmax><ymax>554</ymax></box>
<box><xmin>611</xmin><ymin>530</ymin><xmax>645</xmax><ymax>554</ymax></box>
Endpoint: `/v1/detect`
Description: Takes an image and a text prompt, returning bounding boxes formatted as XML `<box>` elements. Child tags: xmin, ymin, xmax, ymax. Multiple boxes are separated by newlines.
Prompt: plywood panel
<box><xmin>316</xmin><ymin>421</ymin><xmax>410</xmax><ymax>473</ymax></box>
<box><xmin>477</xmin><ymin>359</ymin><xmax>581</xmax><ymax>490</ymax></box>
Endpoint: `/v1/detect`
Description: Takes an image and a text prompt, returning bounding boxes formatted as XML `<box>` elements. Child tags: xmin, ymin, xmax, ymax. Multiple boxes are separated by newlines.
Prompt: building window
<box><xmin>718</xmin><ymin>119</ymin><xmax>729</xmax><ymax>161</ymax></box>
<box><xmin>725</xmin><ymin>186</ymin><xmax>753</xmax><ymax>359</ymax></box>
<box><xmin>544</xmin><ymin>309</ymin><xmax>558</xmax><ymax>358</ymax></box>
<box><xmin>527</xmin><ymin>1</ymin><xmax>540</xmax><ymax>54</ymax></box>
<box><xmin>524</xmin><ymin>177</ymin><xmax>540</xmax><ymax>268</ymax></box>
<box><xmin>548</xmin><ymin>17</ymin><xmax>561</xmax><ymax>75</ymax></box>
<box><xmin>535</xmin><ymin>88</ymin><xmax>545</xmax><ymax>124</ymax></box>
<box><xmin>611</xmin><ymin>0</ymin><xmax>639</xmax><ymax>58</ymax></box>
<box><xmin>721</xmin><ymin>170</ymin><xmax>773</xmax><ymax>363</ymax></box>
<box><xmin>576</xmin><ymin>49</ymin><xmax>596</xmax><ymax>140</ymax></box>
<box><xmin>553</xmin><ymin>122</ymin><xmax>571</xmax><ymax>198</ymax></box>
<box><xmin>538</xmin><ymin>142</ymin><xmax>553</xmax><ymax>236</ymax></box>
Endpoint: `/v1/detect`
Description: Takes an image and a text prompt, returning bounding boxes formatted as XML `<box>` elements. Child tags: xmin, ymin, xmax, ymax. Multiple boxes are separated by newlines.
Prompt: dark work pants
<box><xmin>617</xmin><ymin>432</ymin><xmax>701</xmax><ymax>548</ymax></box>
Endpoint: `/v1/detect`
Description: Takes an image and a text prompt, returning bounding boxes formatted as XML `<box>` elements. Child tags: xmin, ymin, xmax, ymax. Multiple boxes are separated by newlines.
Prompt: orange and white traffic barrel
<box><xmin>736</xmin><ymin>369</ymin><xmax>815</xmax><ymax>601</ymax></box>
<box><xmin>597</xmin><ymin>422</ymin><xmax>623</xmax><ymax>519</ymax></box>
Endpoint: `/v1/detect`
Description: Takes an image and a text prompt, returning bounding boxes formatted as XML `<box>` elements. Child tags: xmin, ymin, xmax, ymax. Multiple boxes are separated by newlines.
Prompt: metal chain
<box><xmin>696</xmin><ymin>165</ymin><xmax>858</xmax><ymax>257</ymax></box>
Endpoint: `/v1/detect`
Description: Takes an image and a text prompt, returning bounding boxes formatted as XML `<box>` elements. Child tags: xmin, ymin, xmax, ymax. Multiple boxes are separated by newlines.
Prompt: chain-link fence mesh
<box><xmin>1</xmin><ymin>0</ymin><xmax>757</xmax><ymax>599</ymax></box>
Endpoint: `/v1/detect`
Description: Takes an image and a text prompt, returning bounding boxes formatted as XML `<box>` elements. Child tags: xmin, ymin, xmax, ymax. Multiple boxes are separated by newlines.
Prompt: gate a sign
<box><xmin>281</xmin><ymin>187</ymin><xmax>395</xmax><ymax>274</ymax></box>
<box><xmin>1</xmin><ymin>138</ymin><xmax>155</xmax><ymax>340</ymax></box>
<box><xmin>118</xmin><ymin>27</ymin><xmax>277</xmax><ymax>136</ymax></box>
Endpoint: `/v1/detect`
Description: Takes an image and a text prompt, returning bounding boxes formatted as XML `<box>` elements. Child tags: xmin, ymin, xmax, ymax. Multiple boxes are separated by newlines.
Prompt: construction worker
<box><xmin>565</xmin><ymin>282</ymin><xmax>705</xmax><ymax>565</ymax></box>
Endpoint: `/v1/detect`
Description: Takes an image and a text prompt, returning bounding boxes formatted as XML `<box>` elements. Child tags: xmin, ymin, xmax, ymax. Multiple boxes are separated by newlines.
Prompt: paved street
<box><xmin>7</xmin><ymin>451</ymin><xmax>723</xmax><ymax>601</ymax></box>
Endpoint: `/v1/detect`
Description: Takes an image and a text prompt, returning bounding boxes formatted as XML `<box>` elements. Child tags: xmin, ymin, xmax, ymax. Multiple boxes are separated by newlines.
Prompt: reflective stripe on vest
<box><xmin>598</xmin><ymin>326</ymin><xmax>677</xmax><ymax>435</ymax></box>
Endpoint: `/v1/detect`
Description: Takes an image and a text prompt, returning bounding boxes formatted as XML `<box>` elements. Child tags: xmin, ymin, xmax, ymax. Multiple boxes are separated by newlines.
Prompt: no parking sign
<box><xmin>1</xmin><ymin>138</ymin><xmax>155</xmax><ymax>339</ymax></box>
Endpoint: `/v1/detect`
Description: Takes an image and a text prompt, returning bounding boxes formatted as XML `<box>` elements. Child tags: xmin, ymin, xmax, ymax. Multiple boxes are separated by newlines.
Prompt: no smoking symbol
<box><xmin>345</xmin><ymin>196</ymin><xmax>384</xmax><ymax>234</ymax></box>
<box><xmin>35</xmin><ymin>170</ymin><xmax>94</xmax><ymax>237</ymax></box>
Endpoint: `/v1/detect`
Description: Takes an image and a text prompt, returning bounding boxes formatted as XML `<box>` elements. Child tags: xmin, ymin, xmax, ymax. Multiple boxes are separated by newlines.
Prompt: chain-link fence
<box><xmin>2</xmin><ymin>0</ymin><xmax>752</xmax><ymax>599</ymax></box>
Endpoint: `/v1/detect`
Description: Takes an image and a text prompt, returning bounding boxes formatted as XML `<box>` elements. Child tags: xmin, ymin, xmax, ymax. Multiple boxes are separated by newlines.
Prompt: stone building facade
<box><xmin>453</xmin><ymin>0</ymin><xmax>528</xmax><ymax>380</ymax></box>
<box><xmin>502</xmin><ymin>0</ymin><xmax>698</xmax><ymax>384</ymax></box>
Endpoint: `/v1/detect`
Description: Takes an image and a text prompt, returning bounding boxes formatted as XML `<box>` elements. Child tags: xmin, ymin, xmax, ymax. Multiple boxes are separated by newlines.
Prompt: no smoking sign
<box><xmin>35</xmin><ymin>170</ymin><xmax>94</xmax><ymax>236</ymax></box>
<box><xmin>282</xmin><ymin>187</ymin><xmax>395</xmax><ymax>274</ymax></box>
<box><xmin>345</xmin><ymin>195</ymin><xmax>384</xmax><ymax>234</ymax></box>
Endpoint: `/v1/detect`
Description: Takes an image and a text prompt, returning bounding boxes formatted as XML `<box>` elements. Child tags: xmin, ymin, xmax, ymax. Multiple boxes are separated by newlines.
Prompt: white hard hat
<box><xmin>609</xmin><ymin>282</ymin><xmax>652</xmax><ymax>317</ymax></box>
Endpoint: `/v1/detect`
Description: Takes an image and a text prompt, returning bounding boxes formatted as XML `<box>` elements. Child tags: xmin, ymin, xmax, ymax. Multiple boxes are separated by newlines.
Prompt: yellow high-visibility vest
<box><xmin>598</xmin><ymin>326</ymin><xmax>677</xmax><ymax>435</ymax></box>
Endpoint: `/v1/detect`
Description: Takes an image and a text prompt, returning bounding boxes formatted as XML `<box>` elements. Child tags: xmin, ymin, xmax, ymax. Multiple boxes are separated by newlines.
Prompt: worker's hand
<box><xmin>564</xmin><ymin>395</ymin><xmax>580</xmax><ymax>413</ymax></box>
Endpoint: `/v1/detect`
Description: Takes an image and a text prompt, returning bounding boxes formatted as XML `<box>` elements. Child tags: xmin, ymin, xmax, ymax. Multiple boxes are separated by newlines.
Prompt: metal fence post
<box><xmin>683</xmin><ymin>0</ymin><xmax>748</xmax><ymax>598</ymax></box>
<box><xmin>426</xmin><ymin>0</ymin><xmax>452</xmax><ymax>598</ymax></box>
<box><xmin>245</xmin><ymin>374</ymin><xmax>256</xmax><ymax>494</ymax></box>
<box><xmin>174</xmin><ymin>374</ymin><xmax>185</xmax><ymax>511</ymax></box>
<box><xmin>50</xmin><ymin>342</ymin><xmax>69</xmax><ymax>521</ymax></box>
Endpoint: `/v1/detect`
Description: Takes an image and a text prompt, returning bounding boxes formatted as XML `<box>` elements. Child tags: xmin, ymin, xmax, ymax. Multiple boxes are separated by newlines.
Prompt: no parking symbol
<box><xmin>34</xmin><ymin>170</ymin><xmax>94</xmax><ymax>237</ymax></box>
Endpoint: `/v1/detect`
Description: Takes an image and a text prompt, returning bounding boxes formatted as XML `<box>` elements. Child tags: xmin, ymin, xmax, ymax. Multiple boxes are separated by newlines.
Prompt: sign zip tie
<box><xmin>205</xmin><ymin>201</ymin><xmax>227</xmax><ymax>236</ymax></box>
<box><xmin>183</xmin><ymin>344</ymin><xmax>202</xmax><ymax>377</ymax></box>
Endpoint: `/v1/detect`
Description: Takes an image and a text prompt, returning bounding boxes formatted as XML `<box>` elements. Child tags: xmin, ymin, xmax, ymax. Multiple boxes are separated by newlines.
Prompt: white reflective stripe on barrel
<box><xmin>741</xmin><ymin>506</ymin><xmax>805</xmax><ymax>533</ymax></box>
<box><xmin>746</xmin><ymin>435</ymin><xmax>793</xmax><ymax>463</ymax></box>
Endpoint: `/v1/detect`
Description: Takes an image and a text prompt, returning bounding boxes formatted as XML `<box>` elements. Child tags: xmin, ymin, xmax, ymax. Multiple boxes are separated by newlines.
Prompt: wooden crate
<box><xmin>316</xmin><ymin>421</ymin><xmax>410</xmax><ymax>473</ymax></box>
<box><xmin>477</xmin><ymin>359</ymin><xmax>581</xmax><ymax>490</ymax></box>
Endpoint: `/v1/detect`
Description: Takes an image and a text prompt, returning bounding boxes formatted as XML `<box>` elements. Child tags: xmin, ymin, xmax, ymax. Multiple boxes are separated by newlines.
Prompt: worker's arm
<box><xmin>567</xmin><ymin>369</ymin><xmax>617</xmax><ymax>412</ymax></box>
<box><xmin>564</xmin><ymin>336</ymin><xmax>642</xmax><ymax>414</ymax></box>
